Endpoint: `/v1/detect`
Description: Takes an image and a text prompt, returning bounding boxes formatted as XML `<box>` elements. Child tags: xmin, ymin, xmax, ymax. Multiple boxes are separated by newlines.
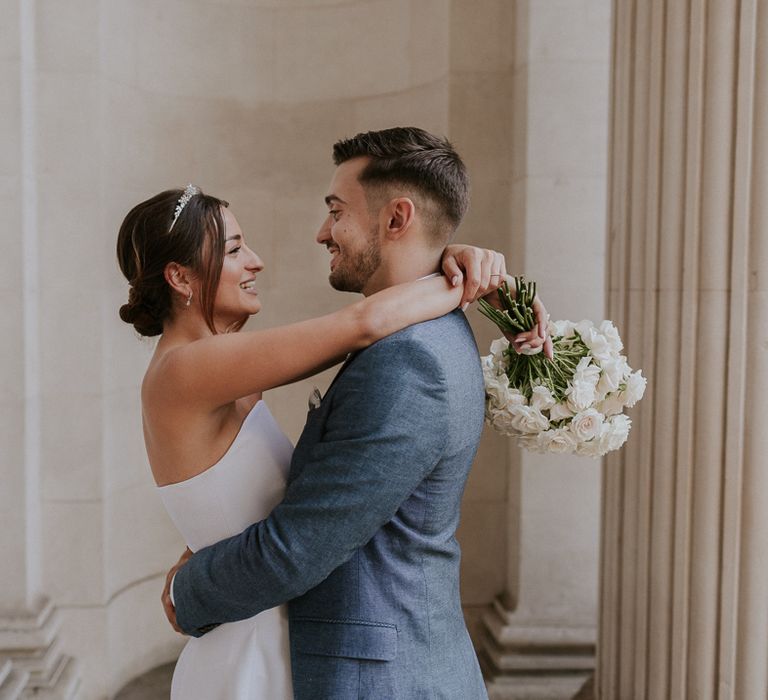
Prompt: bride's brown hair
<box><xmin>117</xmin><ymin>187</ymin><xmax>234</xmax><ymax>337</ymax></box>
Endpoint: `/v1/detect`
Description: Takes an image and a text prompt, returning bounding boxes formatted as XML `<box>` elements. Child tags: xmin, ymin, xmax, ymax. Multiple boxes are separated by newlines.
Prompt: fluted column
<box><xmin>0</xmin><ymin>1</ymin><xmax>81</xmax><ymax>697</ymax></box>
<box><xmin>599</xmin><ymin>1</ymin><xmax>768</xmax><ymax>698</ymax></box>
<box><xmin>465</xmin><ymin>2</ymin><xmax>612</xmax><ymax>698</ymax></box>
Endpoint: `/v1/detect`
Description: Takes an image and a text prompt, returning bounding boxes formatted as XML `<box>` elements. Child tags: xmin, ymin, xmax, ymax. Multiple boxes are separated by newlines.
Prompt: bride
<box><xmin>116</xmin><ymin>185</ymin><xmax>548</xmax><ymax>698</ymax></box>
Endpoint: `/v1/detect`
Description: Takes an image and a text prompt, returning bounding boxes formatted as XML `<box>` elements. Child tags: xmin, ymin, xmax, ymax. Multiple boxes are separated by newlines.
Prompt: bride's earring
<box><xmin>186</xmin><ymin>291</ymin><xmax>193</xmax><ymax>307</ymax></box>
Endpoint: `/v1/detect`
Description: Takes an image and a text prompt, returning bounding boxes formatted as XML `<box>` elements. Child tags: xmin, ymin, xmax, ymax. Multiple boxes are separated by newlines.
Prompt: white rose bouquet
<box><xmin>478</xmin><ymin>277</ymin><xmax>646</xmax><ymax>457</ymax></box>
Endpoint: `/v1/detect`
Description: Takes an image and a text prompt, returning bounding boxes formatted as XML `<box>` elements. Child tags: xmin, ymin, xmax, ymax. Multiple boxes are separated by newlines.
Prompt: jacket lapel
<box><xmin>325</xmin><ymin>351</ymin><xmax>359</xmax><ymax>396</ymax></box>
<box><xmin>289</xmin><ymin>351</ymin><xmax>361</xmax><ymax>485</ymax></box>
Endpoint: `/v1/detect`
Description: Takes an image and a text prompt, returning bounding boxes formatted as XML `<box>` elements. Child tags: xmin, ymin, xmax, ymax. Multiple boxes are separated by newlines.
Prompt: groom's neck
<box><xmin>362</xmin><ymin>249</ymin><xmax>443</xmax><ymax>297</ymax></box>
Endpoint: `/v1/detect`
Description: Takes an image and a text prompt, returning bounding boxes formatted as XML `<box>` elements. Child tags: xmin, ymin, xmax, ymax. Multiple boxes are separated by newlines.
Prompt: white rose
<box><xmin>517</xmin><ymin>433</ymin><xmax>543</xmax><ymax>452</ymax></box>
<box><xmin>489</xmin><ymin>337</ymin><xmax>509</xmax><ymax>357</ymax></box>
<box><xmin>489</xmin><ymin>409</ymin><xmax>517</xmax><ymax>436</ymax></box>
<box><xmin>574</xmin><ymin>319</ymin><xmax>595</xmax><ymax>339</ymax></box>
<box><xmin>530</xmin><ymin>385</ymin><xmax>556</xmax><ymax>413</ymax></box>
<box><xmin>580</xmin><ymin>327</ymin><xmax>613</xmax><ymax>363</ymax></box>
<box><xmin>598</xmin><ymin>392</ymin><xmax>625</xmax><ymax>416</ymax></box>
<box><xmin>596</xmin><ymin>357</ymin><xmax>627</xmax><ymax>397</ymax></box>
<box><xmin>566</xmin><ymin>379</ymin><xmax>596</xmax><ymax>412</ymax></box>
<box><xmin>513</xmin><ymin>388</ymin><xmax>528</xmax><ymax>402</ymax></box>
<box><xmin>621</xmin><ymin>370</ymin><xmax>647</xmax><ymax>407</ymax></box>
<box><xmin>492</xmin><ymin>386</ymin><xmax>526</xmax><ymax>410</ymax></box>
<box><xmin>481</xmin><ymin>356</ymin><xmax>497</xmax><ymax>381</ymax></box>
<box><xmin>573</xmin><ymin>356</ymin><xmax>601</xmax><ymax>387</ymax></box>
<box><xmin>484</xmin><ymin>373</ymin><xmax>510</xmax><ymax>409</ymax></box>
<box><xmin>510</xmin><ymin>405</ymin><xmax>550</xmax><ymax>434</ymax></box>
<box><xmin>551</xmin><ymin>319</ymin><xmax>576</xmax><ymax>339</ymax></box>
<box><xmin>576</xmin><ymin>436</ymin><xmax>604</xmax><ymax>458</ymax></box>
<box><xmin>599</xmin><ymin>320</ymin><xmax>624</xmax><ymax>353</ymax></box>
<box><xmin>507</xmin><ymin>388</ymin><xmax>527</xmax><ymax>406</ymax></box>
<box><xmin>570</xmin><ymin>408</ymin><xmax>605</xmax><ymax>442</ymax></box>
<box><xmin>542</xmin><ymin>427</ymin><xmax>578</xmax><ymax>454</ymax></box>
<box><xmin>603</xmin><ymin>414</ymin><xmax>631</xmax><ymax>452</ymax></box>
<box><xmin>549</xmin><ymin>401</ymin><xmax>574</xmax><ymax>422</ymax></box>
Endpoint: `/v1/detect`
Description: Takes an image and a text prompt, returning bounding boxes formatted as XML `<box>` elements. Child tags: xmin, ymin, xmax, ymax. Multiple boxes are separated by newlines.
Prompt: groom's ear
<box><xmin>382</xmin><ymin>197</ymin><xmax>416</xmax><ymax>240</ymax></box>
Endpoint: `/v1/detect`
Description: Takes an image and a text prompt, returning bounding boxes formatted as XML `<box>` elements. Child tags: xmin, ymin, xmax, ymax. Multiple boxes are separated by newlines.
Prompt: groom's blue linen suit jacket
<box><xmin>173</xmin><ymin>310</ymin><xmax>489</xmax><ymax>699</ymax></box>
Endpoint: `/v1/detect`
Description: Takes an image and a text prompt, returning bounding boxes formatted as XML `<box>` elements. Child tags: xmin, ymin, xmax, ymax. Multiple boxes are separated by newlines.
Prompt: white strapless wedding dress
<box><xmin>157</xmin><ymin>401</ymin><xmax>294</xmax><ymax>699</ymax></box>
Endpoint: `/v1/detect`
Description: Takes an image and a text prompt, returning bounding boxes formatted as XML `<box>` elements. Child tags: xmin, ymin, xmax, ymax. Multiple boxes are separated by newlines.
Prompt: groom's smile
<box><xmin>327</xmin><ymin>245</ymin><xmax>341</xmax><ymax>271</ymax></box>
<box><xmin>317</xmin><ymin>157</ymin><xmax>384</xmax><ymax>295</ymax></box>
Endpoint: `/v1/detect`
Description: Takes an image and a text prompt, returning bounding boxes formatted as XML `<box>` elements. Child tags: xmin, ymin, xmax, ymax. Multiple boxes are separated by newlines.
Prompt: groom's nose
<box><xmin>316</xmin><ymin>216</ymin><xmax>331</xmax><ymax>245</ymax></box>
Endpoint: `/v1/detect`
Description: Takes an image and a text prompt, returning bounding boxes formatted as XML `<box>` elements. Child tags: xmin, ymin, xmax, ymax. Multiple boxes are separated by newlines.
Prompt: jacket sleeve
<box><xmin>172</xmin><ymin>333</ymin><xmax>450</xmax><ymax>636</ymax></box>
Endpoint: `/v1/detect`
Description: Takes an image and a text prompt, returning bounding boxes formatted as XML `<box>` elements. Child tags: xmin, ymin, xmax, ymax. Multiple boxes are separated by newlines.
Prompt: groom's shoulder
<box><xmin>339</xmin><ymin>311</ymin><xmax>480</xmax><ymax>399</ymax></box>
<box><xmin>355</xmin><ymin>310</ymin><xmax>477</xmax><ymax>376</ymax></box>
<box><xmin>375</xmin><ymin>309</ymin><xmax>474</xmax><ymax>351</ymax></box>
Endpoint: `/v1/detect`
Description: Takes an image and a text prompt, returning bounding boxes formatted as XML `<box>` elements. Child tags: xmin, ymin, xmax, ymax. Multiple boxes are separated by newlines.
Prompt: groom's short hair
<box><xmin>332</xmin><ymin>127</ymin><xmax>469</xmax><ymax>245</ymax></box>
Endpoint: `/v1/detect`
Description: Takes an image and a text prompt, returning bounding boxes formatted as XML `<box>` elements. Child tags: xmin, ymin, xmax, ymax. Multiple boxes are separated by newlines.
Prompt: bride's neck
<box><xmin>159</xmin><ymin>314</ymin><xmax>215</xmax><ymax>346</ymax></box>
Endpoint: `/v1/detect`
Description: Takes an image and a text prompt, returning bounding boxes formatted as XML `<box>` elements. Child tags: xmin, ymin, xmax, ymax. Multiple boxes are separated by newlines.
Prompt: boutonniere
<box><xmin>308</xmin><ymin>386</ymin><xmax>322</xmax><ymax>411</ymax></box>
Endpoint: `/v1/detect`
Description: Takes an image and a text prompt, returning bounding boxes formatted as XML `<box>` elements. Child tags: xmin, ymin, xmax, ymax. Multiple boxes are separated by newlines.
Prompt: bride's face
<box><xmin>212</xmin><ymin>208</ymin><xmax>264</xmax><ymax>327</ymax></box>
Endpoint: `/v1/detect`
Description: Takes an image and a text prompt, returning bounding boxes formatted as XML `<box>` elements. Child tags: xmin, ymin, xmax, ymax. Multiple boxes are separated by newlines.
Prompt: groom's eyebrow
<box><xmin>324</xmin><ymin>195</ymin><xmax>346</xmax><ymax>206</ymax></box>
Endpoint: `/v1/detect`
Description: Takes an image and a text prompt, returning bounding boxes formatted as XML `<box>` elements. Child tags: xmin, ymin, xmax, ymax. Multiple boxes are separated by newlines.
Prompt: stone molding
<box><xmin>0</xmin><ymin>599</ymin><xmax>80</xmax><ymax>700</ymax></box>
<box><xmin>480</xmin><ymin>598</ymin><xmax>595</xmax><ymax>700</ymax></box>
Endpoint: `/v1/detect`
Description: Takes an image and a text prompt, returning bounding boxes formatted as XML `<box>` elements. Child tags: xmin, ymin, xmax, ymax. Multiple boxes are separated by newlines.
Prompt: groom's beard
<box><xmin>328</xmin><ymin>224</ymin><xmax>382</xmax><ymax>293</ymax></box>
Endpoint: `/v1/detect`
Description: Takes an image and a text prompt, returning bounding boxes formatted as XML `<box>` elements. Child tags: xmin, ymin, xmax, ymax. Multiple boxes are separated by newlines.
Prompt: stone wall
<box><xmin>0</xmin><ymin>2</ymin><xmax>610</xmax><ymax>697</ymax></box>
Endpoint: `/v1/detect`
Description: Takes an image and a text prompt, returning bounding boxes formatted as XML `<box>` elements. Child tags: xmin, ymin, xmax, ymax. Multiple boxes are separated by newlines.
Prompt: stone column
<box><xmin>0</xmin><ymin>1</ymin><xmax>81</xmax><ymax>698</ymax></box>
<box><xmin>599</xmin><ymin>0</ymin><xmax>768</xmax><ymax>698</ymax></box>
<box><xmin>470</xmin><ymin>1</ymin><xmax>612</xmax><ymax>698</ymax></box>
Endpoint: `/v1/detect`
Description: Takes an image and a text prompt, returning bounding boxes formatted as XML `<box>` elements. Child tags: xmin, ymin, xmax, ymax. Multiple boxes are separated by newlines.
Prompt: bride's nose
<box><xmin>245</xmin><ymin>247</ymin><xmax>264</xmax><ymax>272</ymax></box>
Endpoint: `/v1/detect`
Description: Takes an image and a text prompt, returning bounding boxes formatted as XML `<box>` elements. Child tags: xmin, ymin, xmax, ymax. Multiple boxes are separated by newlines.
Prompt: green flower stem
<box><xmin>481</xmin><ymin>276</ymin><xmax>593</xmax><ymax>403</ymax></box>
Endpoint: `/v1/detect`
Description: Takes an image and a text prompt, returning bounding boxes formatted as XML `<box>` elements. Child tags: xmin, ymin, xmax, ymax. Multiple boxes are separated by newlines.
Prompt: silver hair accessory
<box><xmin>170</xmin><ymin>184</ymin><xmax>200</xmax><ymax>231</ymax></box>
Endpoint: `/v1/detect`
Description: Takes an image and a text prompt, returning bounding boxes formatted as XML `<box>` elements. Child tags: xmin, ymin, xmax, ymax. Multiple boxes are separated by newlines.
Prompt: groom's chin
<box><xmin>328</xmin><ymin>272</ymin><xmax>362</xmax><ymax>293</ymax></box>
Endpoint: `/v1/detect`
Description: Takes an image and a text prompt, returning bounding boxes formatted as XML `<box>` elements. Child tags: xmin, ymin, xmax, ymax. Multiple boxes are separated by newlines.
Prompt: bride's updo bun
<box><xmin>116</xmin><ymin>188</ymin><xmax>229</xmax><ymax>337</ymax></box>
<box><xmin>119</xmin><ymin>285</ymin><xmax>166</xmax><ymax>337</ymax></box>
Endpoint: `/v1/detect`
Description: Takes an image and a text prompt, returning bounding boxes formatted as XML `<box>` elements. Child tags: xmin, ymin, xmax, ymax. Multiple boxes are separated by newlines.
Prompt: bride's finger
<box><xmin>532</xmin><ymin>297</ymin><xmax>549</xmax><ymax>339</ymax></box>
<box><xmin>487</xmin><ymin>253</ymin><xmax>506</xmax><ymax>292</ymax></box>
<box><xmin>476</xmin><ymin>250</ymin><xmax>494</xmax><ymax>296</ymax></box>
<box><xmin>461</xmin><ymin>256</ymin><xmax>483</xmax><ymax>309</ymax></box>
<box><xmin>440</xmin><ymin>255</ymin><xmax>463</xmax><ymax>287</ymax></box>
<box><xmin>544</xmin><ymin>334</ymin><xmax>554</xmax><ymax>360</ymax></box>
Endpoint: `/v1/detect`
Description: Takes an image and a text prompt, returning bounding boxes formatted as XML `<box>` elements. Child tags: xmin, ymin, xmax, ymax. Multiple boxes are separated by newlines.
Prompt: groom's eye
<box><xmin>329</xmin><ymin>210</ymin><xmax>341</xmax><ymax>221</ymax></box>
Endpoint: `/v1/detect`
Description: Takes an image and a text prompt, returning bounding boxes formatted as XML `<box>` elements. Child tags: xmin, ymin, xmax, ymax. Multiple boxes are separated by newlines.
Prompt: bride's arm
<box><xmin>155</xmin><ymin>274</ymin><xmax>465</xmax><ymax>409</ymax></box>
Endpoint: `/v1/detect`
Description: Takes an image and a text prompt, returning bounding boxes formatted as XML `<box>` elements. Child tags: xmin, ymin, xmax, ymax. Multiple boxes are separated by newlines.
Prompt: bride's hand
<box><xmin>162</xmin><ymin>547</ymin><xmax>192</xmax><ymax>635</ymax></box>
<box><xmin>481</xmin><ymin>277</ymin><xmax>554</xmax><ymax>360</ymax></box>
<box><xmin>440</xmin><ymin>244</ymin><xmax>507</xmax><ymax>310</ymax></box>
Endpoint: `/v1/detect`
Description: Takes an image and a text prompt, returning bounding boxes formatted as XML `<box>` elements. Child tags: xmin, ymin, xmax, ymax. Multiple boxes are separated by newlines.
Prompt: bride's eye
<box><xmin>227</xmin><ymin>246</ymin><xmax>241</xmax><ymax>255</ymax></box>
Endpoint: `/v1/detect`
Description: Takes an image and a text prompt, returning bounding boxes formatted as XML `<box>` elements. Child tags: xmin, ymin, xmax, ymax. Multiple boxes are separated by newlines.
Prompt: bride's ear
<box><xmin>164</xmin><ymin>262</ymin><xmax>195</xmax><ymax>301</ymax></box>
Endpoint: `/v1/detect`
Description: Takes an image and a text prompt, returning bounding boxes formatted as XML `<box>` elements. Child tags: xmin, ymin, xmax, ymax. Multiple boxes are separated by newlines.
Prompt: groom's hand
<box><xmin>162</xmin><ymin>547</ymin><xmax>192</xmax><ymax>634</ymax></box>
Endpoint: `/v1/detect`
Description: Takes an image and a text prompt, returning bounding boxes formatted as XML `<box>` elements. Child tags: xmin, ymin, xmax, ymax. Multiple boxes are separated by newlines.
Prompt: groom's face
<box><xmin>317</xmin><ymin>157</ymin><xmax>382</xmax><ymax>294</ymax></box>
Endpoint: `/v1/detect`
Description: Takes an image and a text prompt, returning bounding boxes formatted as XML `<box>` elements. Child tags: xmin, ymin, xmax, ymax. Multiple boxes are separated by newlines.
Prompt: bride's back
<box><xmin>140</xmin><ymin>342</ymin><xmax>262</xmax><ymax>487</ymax></box>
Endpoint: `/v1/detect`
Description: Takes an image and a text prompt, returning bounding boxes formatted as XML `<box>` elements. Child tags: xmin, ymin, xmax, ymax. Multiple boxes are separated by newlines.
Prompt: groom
<box><xmin>168</xmin><ymin>127</ymin><xmax>493</xmax><ymax>698</ymax></box>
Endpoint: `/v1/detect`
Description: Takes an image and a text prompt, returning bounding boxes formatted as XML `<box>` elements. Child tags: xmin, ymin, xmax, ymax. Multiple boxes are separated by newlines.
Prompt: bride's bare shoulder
<box><xmin>141</xmin><ymin>341</ymin><xmax>190</xmax><ymax>397</ymax></box>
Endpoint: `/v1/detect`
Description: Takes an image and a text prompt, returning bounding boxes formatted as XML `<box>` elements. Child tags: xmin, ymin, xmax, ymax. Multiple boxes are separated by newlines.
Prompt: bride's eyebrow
<box><xmin>225</xmin><ymin>234</ymin><xmax>242</xmax><ymax>242</ymax></box>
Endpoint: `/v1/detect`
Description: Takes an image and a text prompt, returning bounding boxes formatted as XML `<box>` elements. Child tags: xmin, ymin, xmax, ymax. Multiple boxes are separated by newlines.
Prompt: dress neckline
<box><xmin>156</xmin><ymin>400</ymin><xmax>265</xmax><ymax>490</ymax></box>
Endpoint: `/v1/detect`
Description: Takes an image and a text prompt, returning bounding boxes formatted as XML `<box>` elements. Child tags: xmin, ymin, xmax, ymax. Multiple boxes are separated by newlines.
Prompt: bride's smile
<box><xmin>212</xmin><ymin>207</ymin><xmax>265</xmax><ymax>323</ymax></box>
